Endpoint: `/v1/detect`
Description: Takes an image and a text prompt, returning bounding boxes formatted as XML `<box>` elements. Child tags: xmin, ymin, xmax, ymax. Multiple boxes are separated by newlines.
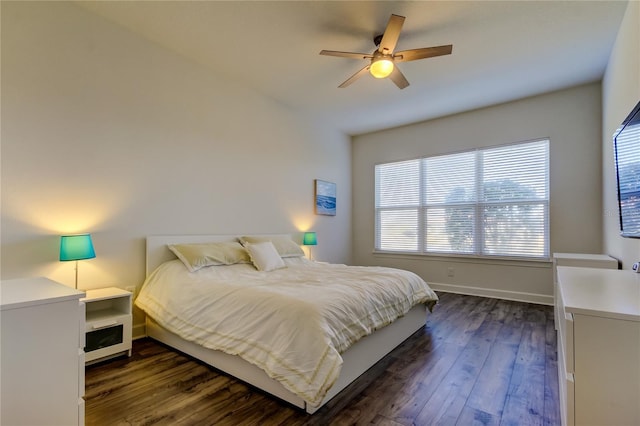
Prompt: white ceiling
<box><xmin>77</xmin><ymin>1</ymin><xmax>628</xmax><ymax>135</ymax></box>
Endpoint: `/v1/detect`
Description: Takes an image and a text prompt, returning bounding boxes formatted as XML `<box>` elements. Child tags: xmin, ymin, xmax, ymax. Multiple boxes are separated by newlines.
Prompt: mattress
<box><xmin>135</xmin><ymin>257</ymin><xmax>438</xmax><ymax>405</ymax></box>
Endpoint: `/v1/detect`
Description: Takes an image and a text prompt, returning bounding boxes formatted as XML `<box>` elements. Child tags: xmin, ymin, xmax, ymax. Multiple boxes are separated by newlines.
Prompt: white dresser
<box><xmin>556</xmin><ymin>266</ymin><xmax>640</xmax><ymax>426</ymax></box>
<box><xmin>1</xmin><ymin>277</ymin><xmax>85</xmax><ymax>425</ymax></box>
<box><xmin>552</xmin><ymin>253</ymin><xmax>618</xmax><ymax>330</ymax></box>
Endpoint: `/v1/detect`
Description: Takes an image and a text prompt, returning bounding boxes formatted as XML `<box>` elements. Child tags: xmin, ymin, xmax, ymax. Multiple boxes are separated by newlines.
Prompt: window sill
<box><xmin>372</xmin><ymin>251</ymin><xmax>552</xmax><ymax>268</ymax></box>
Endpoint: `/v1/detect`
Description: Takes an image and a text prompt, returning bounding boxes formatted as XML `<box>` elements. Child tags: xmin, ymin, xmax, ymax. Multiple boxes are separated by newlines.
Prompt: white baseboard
<box><xmin>429</xmin><ymin>282</ymin><xmax>553</xmax><ymax>306</ymax></box>
<box><xmin>132</xmin><ymin>323</ymin><xmax>146</xmax><ymax>340</ymax></box>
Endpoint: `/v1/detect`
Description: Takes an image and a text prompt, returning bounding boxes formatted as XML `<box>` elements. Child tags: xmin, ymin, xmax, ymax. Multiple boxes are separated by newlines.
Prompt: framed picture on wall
<box><xmin>315</xmin><ymin>179</ymin><xmax>336</xmax><ymax>216</ymax></box>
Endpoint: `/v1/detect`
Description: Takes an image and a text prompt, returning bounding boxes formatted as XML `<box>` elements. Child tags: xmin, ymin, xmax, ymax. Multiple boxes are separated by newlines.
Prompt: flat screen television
<box><xmin>614</xmin><ymin>100</ymin><xmax>640</xmax><ymax>238</ymax></box>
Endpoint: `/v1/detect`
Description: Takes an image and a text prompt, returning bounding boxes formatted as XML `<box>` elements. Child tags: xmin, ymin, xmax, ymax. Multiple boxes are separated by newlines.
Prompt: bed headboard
<box><xmin>146</xmin><ymin>234</ymin><xmax>300</xmax><ymax>277</ymax></box>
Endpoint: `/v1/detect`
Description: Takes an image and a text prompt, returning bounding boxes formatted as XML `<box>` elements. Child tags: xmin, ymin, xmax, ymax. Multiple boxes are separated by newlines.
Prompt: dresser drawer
<box><xmin>560</xmin><ymin>312</ymin><xmax>574</xmax><ymax>373</ymax></box>
<box><xmin>85</xmin><ymin>314</ymin><xmax>132</xmax><ymax>362</ymax></box>
<box><xmin>78</xmin><ymin>398</ymin><xmax>85</xmax><ymax>426</ymax></box>
<box><xmin>78</xmin><ymin>348</ymin><xmax>85</xmax><ymax>396</ymax></box>
<box><xmin>557</xmin><ymin>335</ymin><xmax>575</xmax><ymax>426</ymax></box>
<box><xmin>556</xmin><ymin>290</ymin><xmax>574</xmax><ymax>373</ymax></box>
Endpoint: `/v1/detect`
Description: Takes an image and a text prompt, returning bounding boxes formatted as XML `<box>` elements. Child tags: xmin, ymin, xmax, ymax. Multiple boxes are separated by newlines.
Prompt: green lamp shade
<box><xmin>303</xmin><ymin>232</ymin><xmax>317</xmax><ymax>246</ymax></box>
<box><xmin>59</xmin><ymin>234</ymin><xmax>96</xmax><ymax>261</ymax></box>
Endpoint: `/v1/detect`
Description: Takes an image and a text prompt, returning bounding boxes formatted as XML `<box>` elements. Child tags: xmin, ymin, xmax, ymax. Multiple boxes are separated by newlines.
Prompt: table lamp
<box><xmin>303</xmin><ymin>232</ymin><xmax>317</xmax><ymax>260</ymax></box>
<box><xmin>60</xmin><ymin>234</ymin><xmax>96</xmax><ymax>289</ymax></box>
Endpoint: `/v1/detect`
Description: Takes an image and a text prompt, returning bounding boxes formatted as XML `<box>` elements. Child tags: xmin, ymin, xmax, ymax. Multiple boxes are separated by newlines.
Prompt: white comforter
<box><xmin>135</xmin><ymin>258</ymin><xmax>438</xmax><ymax>406</ymax></box>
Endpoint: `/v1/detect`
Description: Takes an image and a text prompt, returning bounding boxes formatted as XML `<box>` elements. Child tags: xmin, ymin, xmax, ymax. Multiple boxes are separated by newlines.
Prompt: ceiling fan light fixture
<box><xmin>369</xmin><ymin>58</ymin><xmax>394</xmax><ymax>79</ymax></box>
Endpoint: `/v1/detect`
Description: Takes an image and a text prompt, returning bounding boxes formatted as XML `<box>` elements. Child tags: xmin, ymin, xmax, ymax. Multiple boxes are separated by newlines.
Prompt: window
<box><xmin>375</xmin><ymin>139</ymin><xmax>549</xmax><ymax>259</ymax></box>
<box><xmin>613</xmin><ymin>101</ymin><xmax>640</xmax><ymax>238</ymax></box>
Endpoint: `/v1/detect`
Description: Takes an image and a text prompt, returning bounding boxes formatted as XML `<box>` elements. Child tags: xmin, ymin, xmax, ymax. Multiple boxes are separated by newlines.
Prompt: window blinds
<box><xmin>375</xmin><ymin>139</ymin><xmax>549</xmax><ymax>259</ymax></box>
<box><xmin>615</xmin><ymin>121</ymin><xmax>640</xmax><ymax>235</ymax></box>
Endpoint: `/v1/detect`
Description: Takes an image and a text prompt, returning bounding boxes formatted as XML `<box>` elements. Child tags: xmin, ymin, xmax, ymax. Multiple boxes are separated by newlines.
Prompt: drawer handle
<box><xmin>91</xmin><ymin>320</ymin><xmax>118</xmax><ymax>330</ymax></box>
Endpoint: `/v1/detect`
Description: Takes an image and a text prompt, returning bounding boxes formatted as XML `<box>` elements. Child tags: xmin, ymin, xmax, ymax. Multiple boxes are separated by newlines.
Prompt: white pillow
<box><xmin>168</xmin><ymin>242</ymin><xmax>250</xmax><ymax>272</ymax></box>
<box><xmin>239</xmin><ymin>235</ymin><xmax>305</xmax><ymax>257</ymax></box>
<box><xmin>245</xmin><ymin>242</ymin><xmax>286</xmax><ymax>272</ymax></box>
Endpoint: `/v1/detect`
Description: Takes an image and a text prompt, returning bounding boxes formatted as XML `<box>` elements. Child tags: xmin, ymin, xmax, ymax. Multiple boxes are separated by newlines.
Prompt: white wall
<box><xmin>602</xmin><ymin>0</ymin><xmax>640</xmax><ymax>269</ymax></box>
<box><xmin>352</xmin><ymin>83</ymin><xmax>604</xmax><ymax>303</ymax></box>
<box><xmin>1</xmin><ymin>2</ymin><xmax>351</xmax><ymax>331</ymax></box>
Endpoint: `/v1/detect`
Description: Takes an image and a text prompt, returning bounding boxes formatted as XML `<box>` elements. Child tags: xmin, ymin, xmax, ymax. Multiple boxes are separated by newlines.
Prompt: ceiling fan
<box><xmin>320</xmin><ymin>14</ymin><xmax>453</xmax><ymax>89</ymax></box>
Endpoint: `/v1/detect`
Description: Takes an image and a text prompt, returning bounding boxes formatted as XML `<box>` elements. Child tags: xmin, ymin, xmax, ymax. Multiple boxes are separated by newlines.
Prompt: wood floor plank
<box><xmin>370</xmin><ymin>414</ymin><xmax>407</xmax><ymax>426</ymax></box>
<box><xmin>382</xmin><ymin>341</ymin><xmax>465</xmax><ymax>423</ymax></box>
<box><xmin>414</xmin><ymin>298</ymin><xmax>504</xmax><ymax>425</ymax></box>
<box><xmin>84</xmin><ymin>293</ymin><xmax>560</xmax><ymax>426</ymax></box>
<box><xmin>86</xmin><ymin>356</ymin><xmax>212</xmax><ymax>421</ymax></box>
<box><xmin>362</xmin><ymin>366</ymin><xmax>436</xmax><ymax>424</ymax></box>
<box><xmin>462</xmin><ymin>300</ymin><xmax>522</xmax><ymax>417</ymax></box>
<box><xmin>499</xmin><ymin>305</ymin><xmax>548</xmax><ymax>426</ymax></box>
<box><xmin>442</xmin><ymin>297</ymin><xmax>500</xmax><ymax>346</ymax></box>
<box><xmin>382</xmin><ymin>296</ymin><xmax>499</xmax><ymax>423</ymax></box>
<box><xmin>543</xmin><ymin>307</ymin><xmax>561</xmax><ymax>426</ymax></box>
<box><xmin>455</xmin><ymin>406</ymin><xmax>500</xmax><ymax>426</ymax></box>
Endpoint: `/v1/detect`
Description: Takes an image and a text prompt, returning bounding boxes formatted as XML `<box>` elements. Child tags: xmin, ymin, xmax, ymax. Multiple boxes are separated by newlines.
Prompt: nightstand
<box><xmin>81</xmin><ymin>287</ymin><xmax>132</xmax><ymax>364</ymax></box>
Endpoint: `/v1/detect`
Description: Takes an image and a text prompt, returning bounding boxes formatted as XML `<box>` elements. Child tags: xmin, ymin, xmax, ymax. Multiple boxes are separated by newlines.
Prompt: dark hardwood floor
<box><xmin>85</xmin><ymin>293</ymin><xmax>560</xmax><ymax>425</ymax></box>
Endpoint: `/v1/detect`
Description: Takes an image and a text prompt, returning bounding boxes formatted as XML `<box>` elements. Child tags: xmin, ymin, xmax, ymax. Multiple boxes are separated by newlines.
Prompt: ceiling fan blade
<box><xmin>394</xmin><ymin>45</ymin><xmax>453</xmax><ymax>62</ymax></box>
<box><xmin>338</xmin><ymin>65</ymin><xmax>370</xmax><ymax>88</ymax></box>
<box><xmin>320</xmin><ymin>50</ymin><xmax>373</xmax><ymax>60</ymax></box>
<box><xmin>389</xmin><ymin>66</ymin><xmax>409</xmax><ymax>89</ymax></box>
<box><xmin>378</xmin><ymin>14</ymin><xmax>405</xmax><ymax>54</ymax></box>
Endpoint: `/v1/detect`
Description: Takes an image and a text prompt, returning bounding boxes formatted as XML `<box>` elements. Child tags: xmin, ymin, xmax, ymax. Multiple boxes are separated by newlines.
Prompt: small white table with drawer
<box><xmin>82</xmin><ymin>287</ymin><xmax>132</xmax><ymax>364</ymax></box>
<box><xmin>556</xmin><ymin>266</ymin><xmax>640</xmax><ymax>426</ymax></box>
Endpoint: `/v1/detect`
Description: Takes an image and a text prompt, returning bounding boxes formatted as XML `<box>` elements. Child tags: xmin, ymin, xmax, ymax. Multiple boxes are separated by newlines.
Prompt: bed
<box><xmin>137</xmin><ymin>234</ymin><xmax>438</xmax><ymax>414</ymax></box>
